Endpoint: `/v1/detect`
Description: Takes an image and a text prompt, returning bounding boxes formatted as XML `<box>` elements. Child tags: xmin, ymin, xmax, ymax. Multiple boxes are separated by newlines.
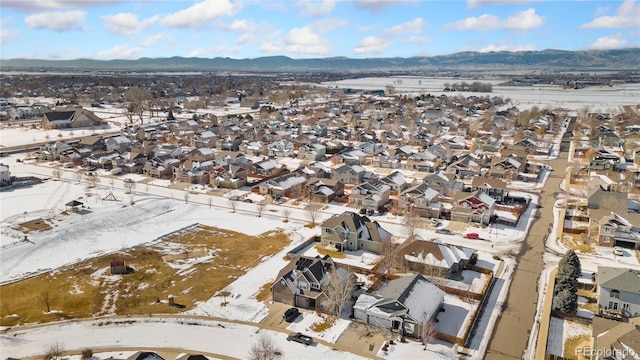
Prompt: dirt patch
<box><xmin>564</xmin><ymin>334</ymin><xmax>590</xmax><ymax>359</ymax></box>
<box><xmin>0</xmin><ymin>225</ymin><xmax>291</xmax><ymax>326</ymax></box>
<box><xmin>13</xmin><ymin>218</ymin><xmax>52</xmax><ymax>233</ymax></box>
<box><xmin>561</xmin><ymin>234</ymin><xmax>595</xmax><ymax>254</ymax></box>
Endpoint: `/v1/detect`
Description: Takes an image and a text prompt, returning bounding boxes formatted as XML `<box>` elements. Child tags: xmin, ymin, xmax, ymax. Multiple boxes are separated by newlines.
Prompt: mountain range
<box><xmin>1</xmin><ymin>48</ymin><xmax>638</xmax><ymax>72</ymax></box>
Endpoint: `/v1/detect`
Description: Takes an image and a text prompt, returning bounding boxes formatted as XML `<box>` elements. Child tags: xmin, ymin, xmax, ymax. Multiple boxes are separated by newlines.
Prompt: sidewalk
<box><xmin>534</xmin><ymin>268</ymin><xmax>557</xmax><ymax>360</ymax></box>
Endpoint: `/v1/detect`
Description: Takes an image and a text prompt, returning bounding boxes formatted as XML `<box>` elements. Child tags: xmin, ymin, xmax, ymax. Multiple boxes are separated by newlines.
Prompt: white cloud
<box><xmin>309</xmin><ymin>18</ymin><xmax>348</xmax><ymax>32</ymax></box>
<box><xmin>479</xmin><ymin>43</ymin><xmax>536</xmax><ymax>52</ymax></box>
<box><xmin>260</xmin><ymin>26</ymin><xmax>331</xmax><ymax>55</ymax></box>
<box><xmin>188</xmin><ymin>48</ymin><xmax>212</xmax><ymax>57</ymax></box>
<box><xmin>25</xmin><ymin>10</ymin><xmax>86</xmax><ymax>31</ymax></box>
<box><xmin>382</xmin><ymin>17</ymin><xmax>425</xmax><ymax>37</ymax></box>
<box><xmin>2</xmin><ymin>0</ymin><xmax>115</xmax><ymax>12</ymax></box>
<box><xmin>588</xmin><ymin>33</ymin><xmax>628</xmax><ymax>50</ymax></box>
<box><xmin>404</xmin><ymin>35</ymin><xmax>432</xmax><ymax>44</ymax></box>
<box><xmin>296</xmin><ymin>0</ymin><xmax>337</xmax><ymax>17</ymax></box>
<box><xmin>445</xmin><ymin>8</ymin><xmax>543</xmax><ymax>31</ymax></box>
<box><xmin>445</xmin><ymin>14</ymin><xmax>501</xmax><ymax>30</ymax></box>
<box><xmin>466</xmin><ymin>0</ymin><xmax>539</xmax><ymax>9</ymax></box>
<box><xmin>140</xmin><ymin>33</ymin><xmax>168</xmax><ymax>47</ymax></box>
<box><xmin>96</xmin><ymin>44</ymin><xmax>143</xmax><ymax>59</ymax></box>
<box><xmin>581</xmin><ymin>0</ymin><xmax>640</xmax><ymax>28</ymax></box>
<box><xmin>0</xmin><ymin>18</ymin><xmax>20</xmax><ymax>44</ymax></box>
<box><xmin>353</xmin><ymin>35</ymin><xmax>391</xmax><ymax>54</ymax></box>
<box><xmin>160</xmin><ymin>0</ymin><xmax>242</xmax><ymax>28</ymax></box>
<box><xmin>353</xmin><ymin>0</ymin><xmax>409</xmax><ymax>14</ymax></box>
<box><xmin>503</xmin><ymin>8</ymin><xmax>544</xmax><ymax>30</ymax></box>
<box><xmin>102</xmin><ymin>13</ymin><xmax>159</xmax><ymax>36</ymax></box>
<box><xmin>236</xmin><ymin>33</ymin><xmax>252</xmax><ymax>45</ymax></box>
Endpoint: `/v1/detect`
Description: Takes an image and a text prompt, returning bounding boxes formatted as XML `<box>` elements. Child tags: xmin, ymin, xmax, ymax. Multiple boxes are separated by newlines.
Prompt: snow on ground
<box><xmin>430</xmin><ymin>271</ymin><xmax>489</xmax><ymax>294</ymax></box>
<box><xmin>546</xmin><ymin>317</ymin><xmax>591</xmax><ymax>357</ymax></box>
<box><xmin>379</xmin><ymin>338</ymin><xmax>458</xmax><ymax>359</ymax></box>
<box><xmin>0</xmin><ymin>317</ymin><xmax>368</xmax><ymax>360</ymax></box>
<box><xmin>436</xmin><ymin>294</ymin><xmax>479</xmax><ymax>338</ymax></box>
<box><xmin>285</xmin><ymin>311</ymin><xmax>352</xmax><ymax>344</ymax></box>
<box><xmin>298</xmin><ymin>241</ymin><xmax>381</xmax><ymax>269</ymax></box>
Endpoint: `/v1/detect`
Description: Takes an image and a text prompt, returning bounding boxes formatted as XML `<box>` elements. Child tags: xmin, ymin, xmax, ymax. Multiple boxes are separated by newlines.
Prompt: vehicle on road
<box><xmin>283</xmin><ymin>307</ymin><xmax>300</xmax><ymax>322</ymax></box>
<box><xmin>435</xmin><ymin>229</ymin><xmax>452</xmax><ymax>235</ymax></box>
<box><xmin>287</xmin><ymin>332</ymin><xmax>313</xmax><ymax>345</ymax></box>
<box><xmin>614</xmin><ymin>246</ymin><xmax>624</xmax><ymax>256</ymax></box>
<box><xmin>465</xmin><ymin>232</ymin><xmax>479</xmax><ymax>239</ymax></box>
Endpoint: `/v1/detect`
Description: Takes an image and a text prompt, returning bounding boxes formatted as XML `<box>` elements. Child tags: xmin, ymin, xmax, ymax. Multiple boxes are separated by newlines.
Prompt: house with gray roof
<box><xmin>320</xmin><ymin>212</ymin><xmax>391</xmax><ymax>253</ymax></box>
<box><xmin>353</xmin><ymin>273</ymin><xmax>444</xmax><ymax>337</ymax></box>
<box><xmin>597</xmin><ymin>266</ymin><xmax>640</xmax><ymax>319</ymax></box>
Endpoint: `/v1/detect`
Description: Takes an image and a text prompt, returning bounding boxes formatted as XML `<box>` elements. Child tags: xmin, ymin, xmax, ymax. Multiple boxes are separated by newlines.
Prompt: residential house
<box><xmin>258</xmin><ymin>173</ymin><xmax>306</xmax><ymax>198</ymax></box>
<box><xmin>0</xmin><ymin>164</ymin><xmax>10</xmax><ymax>186</ymax></box>
<box><xmin>320</xmin><ymin>212</ymin><xmax>391</xmax><ymax>253</ymax></box>
<box><xmin>333</xmin><ymin>164</ymin><xmax>366</xmax><ymax>185</ymax></box>
<box><xmin>105</xmin><ymin>136</ymin><xmax>133</xmax><ymax>153</ymax></box>
<box><xmin>380</xmin><ymin>171</ymin><xmax>411</xmax><ymax>195</ymax></box>
<box><xmin>423</xmin><ymin>171</ymin><xmax>462</xmax><ymax>197</ymax></box>
<box><xmin>299</xmin><ymin>143</ymin><xmax>327</xmax><ymax>161</ymax></box>
<box><xmin>451</xmin><ymin>190</ymin><xmax>496</xmax><ymax>225</ymax></box>
<box><xmin>271</xmin><ymin>255</ymin><xmax>341</xmax><ymax>313</ymax></box>
<box><xmin>597</xmin><ymin>266</ymin><xmax>640</xmax><ymax>319</ymax></box>
<box><xmin>349</xmin><ymin>179</ymin><xmax>391</xmax><ymax>211</ymax></box>
<box><xmin>590</xmin><ymin>316</ymin><xmax>640</xmax><ymax>360</ymax></box>
<box><xmin>398</xmin><ymin>183</ymin><xmax>441</xmax><ymax>218</ymax></box>
<box><xmin>396</xmin><ymin>238</ymin><xmax>476</xmax><ymax>276</ymax></box>
<box><xmin>251</xmin><ymin>158</ymin><xmax>287</xmax><ymax>178</ymax></box>
<box><xmin>305</xmin><ymin>178</ymin><xmax>344</xmax><ymax>203</ymax></box>
<box><xmin>267</xmin><ymin>140</ymin><xmax>295</xmax><ymax>158</ymax></box>
<box><xmin>41</xmin><ymin>107</ymin><xmax>104</xmax><ymax>129</ymax></box>
<box><xmin>470</xmin><ymin>176</ymin><xmax>509</xmax><ymax>202</ymax></box>
<box><xmin>353</xmin><ymin>274</ymin><xmax>445</xmax><ymax>337</ymax></box>
<box><xmin>210</xmin><ymin>164</ymin><xmax>247</xmax><ymax>189</ymax></box>
<box><xmin>77</xmin><ymin>136</ymin><xmax>105</xmax><ymax>151</ymax></box>
<box><xmin>591</xmin><ymin>212</ymin><xmax>640</xmax><ymax>249</ymax></box>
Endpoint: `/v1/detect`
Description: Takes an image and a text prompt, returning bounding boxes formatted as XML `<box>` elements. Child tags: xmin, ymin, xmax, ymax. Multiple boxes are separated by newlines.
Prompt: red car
<box><xmin>465</xmin><ymin>233</ymin><xmax>479</xmax><ymax>239</ymax></box>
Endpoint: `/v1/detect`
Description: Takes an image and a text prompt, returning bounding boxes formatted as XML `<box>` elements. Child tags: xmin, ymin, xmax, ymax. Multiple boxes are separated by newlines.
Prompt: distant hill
<box><xmin>1</xmin><ymin>48</ymin><xmax>638</xmax><ymax>72</ymax></box>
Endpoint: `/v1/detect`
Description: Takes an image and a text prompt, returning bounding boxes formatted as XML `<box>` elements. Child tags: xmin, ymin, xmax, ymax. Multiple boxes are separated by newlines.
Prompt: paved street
<box><xmin>485</xmin><ymin>148</ymin><xmax>570</xmax><ymax>360</ymax></box>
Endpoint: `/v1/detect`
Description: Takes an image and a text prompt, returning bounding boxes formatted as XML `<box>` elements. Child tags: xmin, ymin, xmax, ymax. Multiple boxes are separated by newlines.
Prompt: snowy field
<box><xmin>322</xmin><ymin>77</ymin><xmax>640</xmax><ymax>113</ymax></box>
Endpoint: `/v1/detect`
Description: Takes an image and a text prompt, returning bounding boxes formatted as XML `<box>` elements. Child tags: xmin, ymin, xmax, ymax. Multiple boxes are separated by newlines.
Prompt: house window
<box><xmin>608</xmin><ymin>301</ymin><xmax>618</xmax><ymax>311</ymax></box>
<box><xmin>325</xmin><ymin>228</ymin><xmax>333</xmax><ymax>234</ymax></box>
<box><xmin>603</xmin><ymin>236</ymin><xmax>610</xmax><ymax>243</ymax></box>
<box><xmin>299</xmin><ymin>281</ymin><xmax>307</xmax><ymax>290</ymax></box>
<box><xmin>623</xmin><ymin>303</ymin><xmax>629</xmax><ymax>311</ymax></box>
<box><xmin>610</xmin><ymin>290</ymin><xmax>620</xmax><ymax>299</ymax></box>
<box><xmin>311</xmin><ymin>283</ymin><xmax>319</xmax><ymax>290</ymax></box>
<box><xmin>604</xmin><ymin>226</ymin><xmax>612</xmax><ymax>234</ymax></box>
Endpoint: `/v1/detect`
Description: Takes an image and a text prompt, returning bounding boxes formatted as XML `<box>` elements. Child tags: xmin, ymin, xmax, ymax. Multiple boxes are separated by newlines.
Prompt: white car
<box><xmin>613</xmin><ymin>247</ymin><xmax>624</xmax><ymax>256</ymax></box>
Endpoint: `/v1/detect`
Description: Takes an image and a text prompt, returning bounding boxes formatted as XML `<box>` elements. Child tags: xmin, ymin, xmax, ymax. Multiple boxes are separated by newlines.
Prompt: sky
<box><xmin>0</xmin><ymin>0</ymin><xmax>639</xmax><ymax>60</ymax></box>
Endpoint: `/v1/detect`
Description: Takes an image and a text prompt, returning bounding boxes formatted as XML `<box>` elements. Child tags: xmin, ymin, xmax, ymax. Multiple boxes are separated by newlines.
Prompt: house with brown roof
<box><xmin>41</xmin><ymin>107</ymin><xmax>104</xmax><ymax>129</ymax></box>
<box><xmin>396</xmin><ymin>238</ymin><xmax>475</xmax><ymax>276</ymax></box>
<box><xmin>398</xmin><ymin>182</ymin><xmax>442</xmax><ymax>218</ymax></box>
<box><xmin>320</xmin><ymin>212</ymin><xmax>391</xmax><ymax>253</ymax></box>
<box><xmin>451</xmin><ymin>190</ymin><xmax>496</xmax><ymax>225</ymax></box>
<box><xmin>305</xmin><ymin>178</ymin><xmax>344</xmax><ymax>203</ymax></box>
<box><xmin>590</xmin><ymin>316</ymin><xmax>640</xmax><ymax>359</ymax></box>
<box><xmin>470</xmin><ymin>176</ymin><xmax>509</xmax><ymax>202</ymax></box>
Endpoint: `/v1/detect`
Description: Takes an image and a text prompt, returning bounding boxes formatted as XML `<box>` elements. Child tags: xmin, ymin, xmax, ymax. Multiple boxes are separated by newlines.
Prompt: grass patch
<box><xmin>13</xmin><ymin>218</ymin><xmax>52</xmax><ymax>233</ymax></box>
<box><xmin>312</xmin><ymin>315</ymin><xmax>337</xmax><ymax>332</ymax></box>
<box><xmin>315</xmin><ymin>245</ymin><xmax>346</xmax><ymax>259</ymax></box>
<box><xmin>0</xmin><ymin>225</ymin><xmax>290</xmax><ymax>326</ymax></box>
<box><xmin>577</xmin><ymin>289</ymin><xmax>596</xmax><ymax>299</ymax></box>
<box><xmin>563</xmin><ymin>334</ymin><xmax>590</xmax><ymax>359</ymax></box>
<box><xmin>255</xmin><ymin>282</ymin><xmax>273</xmax><ymax>303</ymax></box>
<box><xmin>560</xmin><ymin>234</ymin><xmax>595</xmax><ymax>254</ymax></box>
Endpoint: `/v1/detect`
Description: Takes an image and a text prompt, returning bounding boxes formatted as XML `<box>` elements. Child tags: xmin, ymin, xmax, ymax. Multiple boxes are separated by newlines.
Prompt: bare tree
<box><xmin>228</xmin><ymin>198</ymin><xmax>238</xmax><ymax>213</ymax></box>
<box><xmin>305</xmin><ymin>203</ymin><xmax>321</xmax><ymax>227</ymax></box>
<box><xmin>43</xmin><ymin>342</ymin><xmax>64</xmax><ymax>360</ymax></box>
<box><xmin>249</xmin><ymin>333</ymin><xmax>283</xmax><ymax>360</ymax></box>
<box><xmin>420</xmin><ymin>318</ymin><xmax>437</xmax><ymax>350</ymax></box>
<box><xmin>85</xmin><ymin>173</ymin><xmax>100</xmax><ymax>188</ymax></box>
<box><xmin>378</xmin><ymin>236</ymin><xmax>396</xmax><ymax>276</ymax></box>
<box><xmin>282</xmin><ymin>208</ymin><xmax>291</xmax><ymax>223</ymax></box>
<box><xmin>257</xmin><ymin>203</ymin><xmax>266</xmax><ymax>217</ymax></box>
<box><xmin>41</xmin><ymin>291</ymin><xmax>51</xmax><ymax>313</ymax></box>
<box><xmin>52</xmin><ymin>169</ymin><xmax>62</xmax><ymax>181</ymax></box>
<box><xmin>75</xmin><ymin>172</ymin><xmax>83</xmax><ymax>184</ymax></box>
<box><xmin>403</xmin><ymin>213</ymin><xmax>421</xmax><ymax>241</ymax></box>
<box><xmin>184</xmin><ymin>192</ymin><xmax>190</xmax><ymax>204</ymax></box>
<box><xmin>124</xmin><ymin>181</ymin><xmax>136</xmax><ymax>194</ymax></box>
<box><xmin>125</xmin><ymin>87</ymin><xmax>151</xmax><ymax>124</ymax></box>
<box><xmin>325</xmin><ymin>265</ymin><xmax>356</xmax><ymax>317</ymax></box>
<box><xmin>208</xmin><ymin>197</ymin><xmax>213</xmax><ymax>209</ymax></box>
<box><xmin>109</xmin><ymin>178</ymin><xmax>114</xmax><ymax>190</ymax></box>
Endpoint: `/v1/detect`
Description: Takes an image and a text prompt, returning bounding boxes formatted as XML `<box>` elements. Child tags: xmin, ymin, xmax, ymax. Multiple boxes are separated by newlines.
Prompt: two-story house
<box><xmin>349</xmin><ymin>179</ymin><xmax>391</xmax><ymax>211</ymax></box>
<box><xmin>597</xmin><ymin>266</ymin><xmax>640</xmax><ymax>319</ymax></box>
<box><xmin>591</xmin><ymin>212</ymin><xmax>640</xmax><ymax>250</ymax></box>
<box><xmin>320</xmin><ymin>212</ymin><xmax>392</xmax><ymax>253</ymax></box>
<box><xmin>451</xmin><ymin>190</ymin><xmax>496</xmax><ymax>225</ymax></box>
<box><xmin>299</xmin><ymin>143</ymin><xmax>327</xmax><ymax>161</ymax></box>
<box><xmin>398</xmin><ymin>183</ymin><xmax>441</xmax><ymax>218</ymax></box>
<box><xmin>305</xmin><ymin>178</ymin><xmax>344</xmax><ymax>203</ymax></box>
<box><xmin>470</xmin><ymin>176</ymin><xmax>509</xmax><ymax>202</ymax></box>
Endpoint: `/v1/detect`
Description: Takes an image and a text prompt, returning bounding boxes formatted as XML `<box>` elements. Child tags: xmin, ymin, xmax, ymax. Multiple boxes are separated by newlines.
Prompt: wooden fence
<box><xmin>551</xmin><ymin>309</ymin><xmax>592</xmax><ymax>326</ymax></box>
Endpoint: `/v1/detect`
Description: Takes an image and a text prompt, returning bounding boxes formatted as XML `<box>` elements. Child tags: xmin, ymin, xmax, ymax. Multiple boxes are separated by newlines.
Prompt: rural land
<box><xmin>1</xmin><ymin>50</ymin><xmax>640</xmax><ymax>360</ymax></box>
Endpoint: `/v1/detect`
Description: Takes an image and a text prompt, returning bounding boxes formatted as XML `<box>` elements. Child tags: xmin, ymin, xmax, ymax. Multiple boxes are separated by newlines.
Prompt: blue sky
<box><xmin>1</xmin><ymin>0</ymin><xmax>638</xmax><ymax>60</ymax></box>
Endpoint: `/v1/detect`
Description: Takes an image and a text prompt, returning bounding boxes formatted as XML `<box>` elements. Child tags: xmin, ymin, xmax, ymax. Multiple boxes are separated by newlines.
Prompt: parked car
<box><xmin>465</xmin><ymin>233</ymin><xmax>479</xmax><ymax>239</ymax></box>
<box><xmin>287</xmin><ymin>332</ymin><xmax>313</xmax><ymax>345</ymax></box>
<box><xmin>359</xmin><ymin>208</ymin><xmax>367</xmax><ymax>214</ymax></box>
<box><xmin>431</xmin><ymin>219</ymin><xmax>442</xmax><ymax>227</ymax></box>
<box><xmin>283</xmin><ymin>307</ymin><xmax>300</xmax><ymax>322</ymax></box>
<box><xmin>613</xmin><ymin>246</ymin><xmax>624</xmax><ymax>256</ymax></box>
<box><xmin>435</xmin><ymin>229</ymin><xmax>452</xmax><ymax>235</ymax></box>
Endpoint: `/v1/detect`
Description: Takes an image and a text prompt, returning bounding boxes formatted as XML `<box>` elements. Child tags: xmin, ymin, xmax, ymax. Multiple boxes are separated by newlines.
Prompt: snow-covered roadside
<box><xmin>0</xmin><ymin>317</ymin><xmax>368</xmax><ymax>360</ymax></box>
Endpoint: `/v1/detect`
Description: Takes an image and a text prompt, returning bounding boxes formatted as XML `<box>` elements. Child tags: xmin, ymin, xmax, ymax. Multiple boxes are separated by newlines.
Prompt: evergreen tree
<box><xmin>558</xmin><ymin>249</ymin><xmax>581</xmax><ymax>280</ymax></box>
<box><xmin>556</xmin><ymin>288</ymin><xmax>578</xmax><ymax>314</ymax></box>
<box><xmin>555</xmin><ymin>275</ymin><xmax>578</xmax><ymax>295</ymax></box>
<box><xmin>167</xmin><ymin>109</ymin><xmax>175</xmax><ymax>121</ymax></box>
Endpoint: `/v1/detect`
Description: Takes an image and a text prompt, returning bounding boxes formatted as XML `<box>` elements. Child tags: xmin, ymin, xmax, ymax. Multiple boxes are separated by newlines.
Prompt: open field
<box><xmin>0</xmin><ymin>225</ymin><xmax>290</xmax><ymax>326</ymax></box>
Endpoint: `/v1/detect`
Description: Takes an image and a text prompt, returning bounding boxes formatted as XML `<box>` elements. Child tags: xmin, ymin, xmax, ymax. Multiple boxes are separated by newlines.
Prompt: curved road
<box><xmin>485</xmin><ymin>148</ymin><xmax>569</xmax><ymax>360</ymax></box>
